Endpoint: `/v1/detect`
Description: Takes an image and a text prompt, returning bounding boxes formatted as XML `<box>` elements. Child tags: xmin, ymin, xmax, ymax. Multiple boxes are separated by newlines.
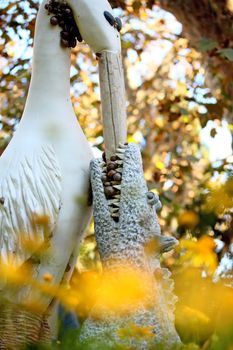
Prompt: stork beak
<box><xmin>69</xmin><ymin>0</ymin><xmax>121</xmax><ymax>54</ymax></box>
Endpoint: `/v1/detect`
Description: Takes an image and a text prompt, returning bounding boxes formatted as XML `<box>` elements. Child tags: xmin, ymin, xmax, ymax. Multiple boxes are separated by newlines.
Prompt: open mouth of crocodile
<box><xmin>91</xmin><ymin>143</ymin><xmax>178</xmax><ymax>255</ymax></box>
<box><xmin>100</xmin><ymin>142</ymin><xmax>127</xmax><ymax>222</ymax></box>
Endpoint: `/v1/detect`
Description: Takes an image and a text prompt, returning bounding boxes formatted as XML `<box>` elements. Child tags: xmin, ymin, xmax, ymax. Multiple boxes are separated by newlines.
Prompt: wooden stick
<box><xmin>98</xmin><ymin>51</ymin><xmax>127</xmax><ymax>160</ymax></box>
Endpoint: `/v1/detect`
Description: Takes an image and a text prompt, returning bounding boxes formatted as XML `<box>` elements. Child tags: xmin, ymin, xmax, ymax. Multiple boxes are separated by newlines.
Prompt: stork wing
<box><xmin>0</xmin><ymin>145</ymin><xmax>62</xmax><ymax>265</ymax></box>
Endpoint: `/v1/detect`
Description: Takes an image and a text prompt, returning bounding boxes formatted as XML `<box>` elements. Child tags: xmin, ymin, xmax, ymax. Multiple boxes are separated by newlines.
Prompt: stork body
<box><xmin>0</xmin><ymin>0</ymin><xmax>120</xmax><ymax>346</ymax></box>
<box><xmin>0</xmin><ymin>0</ymin><xmax>92</xmax><ymax>299</ymax></box>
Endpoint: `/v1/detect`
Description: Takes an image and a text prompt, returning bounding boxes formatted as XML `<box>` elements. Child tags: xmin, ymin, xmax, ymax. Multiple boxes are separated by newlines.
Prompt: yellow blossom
<box><xmin>0</xmin><ymin>261</ymin><xmax>33</xmax><ymax>285</ymax></box>
<box><xmin>178</xmin><ymin>211</ymin><xmax>199</xmax><ymax>228</ymax></box>
<box><xmin>177</xmin><ymin>236</ymin><xmax>217</xmax><ymax>272</ymax></box>
<box><xmin>43</xmin><ymin>272</ymin><xmax>53</xmax><ymax>282</ymax></box>
<box><xmin>93</xmin><ymin>266</ymin><xmax>151</xmax><ymax>316</ymax></box>
<box><xmin>21</xmin><ymin>235</ymin><xmax>50</xmax><ymax>255</ymax></box>
<box><xmin>117</xmin><ymin>323</ymin><xmax>155</xmax><ymax>339</ymax></box>
<box><xmin>205</xmin><ymin>179</ymin><xmax>233</xmax><ymax>215</ymax></box>
<box><xmin>31</xmin><ymin>214</ymin><xmax>50</xmax><ymax>228</ymax></box>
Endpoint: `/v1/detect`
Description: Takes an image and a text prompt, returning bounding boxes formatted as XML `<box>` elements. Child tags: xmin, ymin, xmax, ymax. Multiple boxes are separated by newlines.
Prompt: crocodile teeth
<box><xmin>116</xmin><ymin>154</ymin><xmax>125</xmax><ymax>160</ymax></box>
<box><xmin>107</xmin><ymin>199</ymin><xmax>119</xmax><ymax>205</ymax></box>
<box><xmin>111</xmin><ymin>213</ymin><xmax>119</xmax><ymax>218</ymax></box>
<box><xmin>111</xmin><ymin>181</ymin><xmax>121</xmax><ymax>185</ymax></box>
<box><xmin>100</xmin><ymin>163</ymin><xmax>107</xmax><ymax>171</ymax></box>
<box><xmin>116</xmin><ymin>160</ymin><xmax>123</xmax><ymax>165</ymax></box>
<box><xmin>116</xmin><ymin>168</ymin><xmax>123</xmax><ymax>173</ymax></box>
<box><xmin>118</xmin><ymin>143</ymin><xmax>127</xmax><ymax>148</ymax></box>
<box><xmin>109</xmin><ymin>207</ymin><xmax>119</xmax><ymax>214</ymax></box>
<box><xmin>116</xmin><ymin>148</ymin><xmax>126</xmax><ymax>154</ymax></box>
<box><xmin>111</xmin><ymin>202</ymin><xmax>120</xmax><ymax>208</ymax></box>
<box><xmin>114</xmin><ymin>194</ymin><xmax>121</xmax><ymax>199</ymax></box>
<box><xmin>113</xmin><ymin>185</ymin><xmax>121</xmax><ymax>190</ymax></box>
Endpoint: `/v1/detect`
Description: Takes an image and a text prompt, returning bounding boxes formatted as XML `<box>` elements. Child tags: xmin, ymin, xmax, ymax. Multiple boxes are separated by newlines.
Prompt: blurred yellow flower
<box><xmin>144</xmin><ymin>237</ymin><xmax>160</xmax><ymax>256</ymax></box>
<box><xmin>178</xmin><ymin>211</ymin><xmax>199</xmax><ymax>229</ymax></box>
<box><xmin>205</xmin><ymin>179</ymin><xmax>233</xmax><ymax>215</ymax></box>
<box><xmin>117</xmin><ymin>323</ymin><xmax>154</xmax><ymax>339</ymax></box>
<box><xmin>0</xmin><ymin>261</ymin><xmax>33</xmax><ymax>286</ymax></box>
<box><xmin>43</xmin><ymin>272</ymin><xmax>53</xmax><ymax>282</ymax></box>
<box><xmin>22</xmin><ymin>299</ymin><xmax>46</xmax><ymax>314</ymax></box>
<box><xmin>57</xmin><ymin>287</ymin><xmax>80</xmax><ymax>310</ymax></box>
<box><xmin>93</xmin><ymin>266</ymin><xmax>151</xmax><ymax>317</ymax></box>
<box><xmin>176</xmin><ymin>304</ymin><xmax>213</xmax><ymax>344</ymax></box>
<box><xmin>178</xmin><ymin>236</ymin><xmax>217</xmax><ymax>272</ymax></box>
<box><xmin>174</xmin><ymin>266</ymin><xmax>233</xmax><ymax>343</ymax></box>
<box><xmin>21</xmin><ymin>235</ymin><xmax>50</xmax><ymax>255</ymax></box>
<box><xmin>31</xmin><ymin>214</ymin><xmax>50</xmax><ymax>228</ymax></box>
<box><xmin>177</xmin><ymin>305</ymin><xmax>210</xmax><ymax>324</ymax></box>
<box><xmin>71</xmin><ymin>270</ymin><xmax>101</xmax><ymax>317</ymax></box>
<box><xmin>71</xmin><ymin>264</ymin><xmax>153</xmax><ymax>318</ymax></box>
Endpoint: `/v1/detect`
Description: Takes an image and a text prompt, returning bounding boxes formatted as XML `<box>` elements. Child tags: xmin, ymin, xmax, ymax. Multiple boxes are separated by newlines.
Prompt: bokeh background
<box><xmin>1</xmin><ymin>1</ymin><xmax>233</xmax><ymax>349</ymax></box>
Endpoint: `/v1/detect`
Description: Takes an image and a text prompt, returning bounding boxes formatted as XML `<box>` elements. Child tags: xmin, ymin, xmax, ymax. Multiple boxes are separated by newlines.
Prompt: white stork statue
<box><xmin>0</xmin><ymin>0</ymin><xmax>121</xmax><ymax>346</ymax></box>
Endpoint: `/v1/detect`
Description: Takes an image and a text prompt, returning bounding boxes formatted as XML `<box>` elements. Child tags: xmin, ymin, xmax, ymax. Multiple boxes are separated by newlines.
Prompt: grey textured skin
<box><xmin>80</xmin><ymin>143</ymin><xmax>180</xmax><ymax>349</ymax></box>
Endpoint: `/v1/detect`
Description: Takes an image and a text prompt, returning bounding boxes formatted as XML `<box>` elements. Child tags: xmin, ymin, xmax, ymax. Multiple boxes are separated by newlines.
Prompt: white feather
<box><xmin>0</xmin><ymin>144</ymin><xmax>62</xmax><ymax>265</ymax></box>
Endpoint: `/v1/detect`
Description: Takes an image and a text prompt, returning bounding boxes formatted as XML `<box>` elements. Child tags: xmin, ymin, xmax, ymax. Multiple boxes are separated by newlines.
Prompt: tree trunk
<box><xmin>109</xmin><ymin>0</ymin><xmax>233</xmax><ymax>109</ymax></box>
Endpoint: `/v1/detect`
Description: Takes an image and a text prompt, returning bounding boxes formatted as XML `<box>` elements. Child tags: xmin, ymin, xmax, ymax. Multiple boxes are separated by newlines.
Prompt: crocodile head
<box><xmin>90</xmin><ymin>143</ymin><xmax>178</xmax><ymax>268</ymax></box>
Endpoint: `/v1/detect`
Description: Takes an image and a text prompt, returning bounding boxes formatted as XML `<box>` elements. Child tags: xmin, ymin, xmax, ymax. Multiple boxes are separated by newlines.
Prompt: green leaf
<box><xmin>219</xmin><ymin>48</ymin><xmax>233</xmax><ymax>61</ymax></box>
<box><xmin>199</xmin><ymin>38</ymin><xmax>217</xmax><ymax>52</ymax></box>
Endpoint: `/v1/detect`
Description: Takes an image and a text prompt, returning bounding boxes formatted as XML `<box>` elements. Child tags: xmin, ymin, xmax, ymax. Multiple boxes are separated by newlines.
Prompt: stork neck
<box><xmin>24</xmin><ymin>1</ymin><xmax>72</xmax><ymax>115</ymax></box>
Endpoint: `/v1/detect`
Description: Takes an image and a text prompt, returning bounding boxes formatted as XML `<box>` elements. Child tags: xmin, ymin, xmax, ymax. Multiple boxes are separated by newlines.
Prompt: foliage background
<box><xmin>0</xmin><ymin>0</ymin><xmax>233</xmax><ymax>348</ymax></box>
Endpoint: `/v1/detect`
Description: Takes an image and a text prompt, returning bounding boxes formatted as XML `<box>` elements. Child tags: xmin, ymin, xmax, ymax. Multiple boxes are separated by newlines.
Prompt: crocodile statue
<box><xmin>80</xmin><ymin>142</ymin><xmax>181</xmax><ymax>349</ymax></box>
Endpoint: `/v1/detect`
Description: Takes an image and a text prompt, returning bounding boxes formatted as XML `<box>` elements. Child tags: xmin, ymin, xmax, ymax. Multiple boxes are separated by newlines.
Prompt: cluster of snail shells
<box><xmin>45</xmin><ymin>0</ymin><xmax>83</xmax><ymax>48</ymax></box>
<box><xmin>101</xmin><ymin>143</ymin><xmax>127</xmax><ymax>222</ymax></box>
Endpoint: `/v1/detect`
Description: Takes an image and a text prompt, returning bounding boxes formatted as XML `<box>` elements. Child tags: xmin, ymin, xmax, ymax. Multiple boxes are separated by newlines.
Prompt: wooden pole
<box><xmin>98</xmin><ymin>51</ymin><xmax>127</xmax><ymax>160</ymax></box>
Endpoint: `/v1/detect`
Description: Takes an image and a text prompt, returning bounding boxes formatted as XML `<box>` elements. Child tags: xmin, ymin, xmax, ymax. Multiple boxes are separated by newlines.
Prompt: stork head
<box><xmin>44</xmin><ymin>0</ymin><xmax>121</xmax><ymax>54</ymax></box>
